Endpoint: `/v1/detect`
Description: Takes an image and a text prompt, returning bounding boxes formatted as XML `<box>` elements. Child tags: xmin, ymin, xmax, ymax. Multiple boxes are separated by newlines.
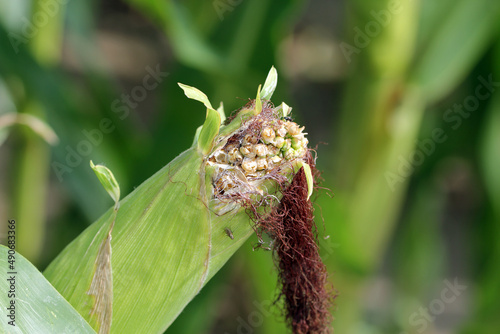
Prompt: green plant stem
<box><xmin>14</xmin><ymin>119</ymin><xmax>50</xmax><ymax>263</ymax></box>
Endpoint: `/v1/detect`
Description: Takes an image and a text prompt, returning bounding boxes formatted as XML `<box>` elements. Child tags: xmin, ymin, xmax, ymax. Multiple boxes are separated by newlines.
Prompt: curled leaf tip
<box><xmin>261</xmin><ymin>66</ymin><xmax>278</xmax><ymax>101</ymax></box>
<box><xmin>178</xmin><ymin>83</ymin><xmax>214</xmax><ymax>113</ymax></box>
<box><xmin>90</xmin><ymin>161</ymin><xmax>121</xmax><ymax>209</ymax></box>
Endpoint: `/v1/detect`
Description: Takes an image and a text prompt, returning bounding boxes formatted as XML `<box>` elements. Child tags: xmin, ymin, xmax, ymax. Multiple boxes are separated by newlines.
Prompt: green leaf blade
<box><xmin>44</xmin><ymin>149</ymin><xmax>221</xmax><ymax>334</ymax></box>
<box><xmin>0</xmin><ymin>245</ymin><xmax>96</xmax><ymax>334</ymax></box>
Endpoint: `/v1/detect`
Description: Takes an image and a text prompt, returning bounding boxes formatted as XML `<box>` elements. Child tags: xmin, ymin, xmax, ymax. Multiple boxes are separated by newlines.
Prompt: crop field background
<box><xmin>1</xmin><ymin>0</ymin><xmax>499</xmax><ymax>333</ymax></box>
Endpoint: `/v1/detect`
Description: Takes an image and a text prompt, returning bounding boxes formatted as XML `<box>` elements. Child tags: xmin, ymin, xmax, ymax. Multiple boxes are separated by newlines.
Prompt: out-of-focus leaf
<box><xmin>0</xmin><ymin>112</ymin><xmax>58</xmax><ymax>145</ymax></box>
<box><xmin>0</xmin><ymin>245</ymin><xmax>96</xmax><ymax>334</ymax></box>
<box><xmin>480</xmin><ymin>95</ymin><xmax>500</xmax><ymax>209</ymax></box>
<box><xmin>411</xmin><ymin>0</ymin><xmax>500</xmax><ymax>102</ymax></box>
<box><xmin>0</xmin><ymin>23</ymin><xmax>112</xmax><ymax>219</ymax></box>
<box><xmin>124</xmin><ymin>0</ymin><xmax>223</xmax><ymax>72</ymax></box>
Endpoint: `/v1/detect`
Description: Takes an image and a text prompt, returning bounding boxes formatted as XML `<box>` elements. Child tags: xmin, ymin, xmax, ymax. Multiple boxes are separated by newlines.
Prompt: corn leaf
<box><xmin>410</xmin><ymin>0</ymin><xmax>500</xmax><ymax>102</ymax></box>
<box><xmin>261</xmin><ymin>66</ymin><xmax>278</xmax><ymax>101</ymax></box>
<box><xmin>0</xmin><ymin>245</ymin><xmax>96</xmax><ymax>334</ymax></box>
<box><xmin>216</xmin><ymin>102</ymin><xmax>226</xmax><ymax>124</ymax></box>
<box><xmin>255</xmin><ymin>84</ymin><xmax>263</xmax><ymax>115</ymax></box>
<box><xmin>90</xmin><ymin>161</ymin><xmax>120</xmax><ymax>208</ymax></box>
<box><xmin>197</xmin><ymin>108</ymin><xmax>221</xmax><ymax>155</ymax></box>
<box><xmin>44</xmin><ymin>148</ymin><xmax>255</xmax><ymax>334</ymax></box>
<box><xmin>178</xmin><ymin>83</ymin><xmax>215</xmax><ymax>112</ymax></box>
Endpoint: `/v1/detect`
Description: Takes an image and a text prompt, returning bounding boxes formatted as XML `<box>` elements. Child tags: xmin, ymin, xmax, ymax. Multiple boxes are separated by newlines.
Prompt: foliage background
<box><xmin>0</xmin><ymin>0</ymin><xmax>499</xmax><ymax>333</ymax></box>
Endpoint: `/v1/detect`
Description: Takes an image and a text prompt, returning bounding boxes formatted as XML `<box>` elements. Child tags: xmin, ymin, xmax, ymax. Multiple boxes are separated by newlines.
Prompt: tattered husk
<box><xmin>44</xmin><ymin>146</ymin><xmax>261</xmax><ymax>334</ymax></box>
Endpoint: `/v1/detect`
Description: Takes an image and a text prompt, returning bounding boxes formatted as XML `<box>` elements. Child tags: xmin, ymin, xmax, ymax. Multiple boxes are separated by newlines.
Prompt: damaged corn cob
<box><xmin>43</xmin><ymin>67</ymin><xmax>330</xmax><ymax>334</ymax></box>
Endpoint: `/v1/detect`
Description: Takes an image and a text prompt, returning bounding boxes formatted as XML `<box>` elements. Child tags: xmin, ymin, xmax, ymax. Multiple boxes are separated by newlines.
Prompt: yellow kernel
<box><xmin>261</xmin><ymin>127</ymin><xmax>275</xmax><ymax>142</ymax></box>
<box><xmin>273</xmin><ymin>136</ymin><xmax>285</xmax><ymax>149</ymax></box>
<box><xmin>240</xmin><ymin>144</ymin><xmax>256</xmax><ymax>158</ymax></box>
<box><xmin>256</xmin><ymin>158</ymin><xmax>268</xmax><ymax>171</ymax></box>
<box><xmin>284</xmin><ymin>148</ymin><xmax>296</xmax><ymax>160</ymax></box>
<box><xmin>214</xmin><ymin>151</ymin><xmax>228</xmax><ymax>164</ymax></box>
<box><xmin>285</xmin><ymin>122</ymin><xmax>301</xmax><ymax>136</ymax></box>
<box><xmin>228</xmin><ymin>148</ymin><xmax>243</xmax><ymax>163</ymax></box>
<box><xmin>268</xmin><ymin>156</ymin><xmax>282</xmax><ymax>166</ymax></box>
<box><xmin>266</xmin><ymin>145</ymin><xmax>280</xmax><ymax>156</ymax></box>
<box><xmin>241</xmin><ymin>158</ymin><xmax>257</xmax><ymax>173</ymax></box>
<box><xmin>277</xmin><ymin>126</ymin><xmax>287</xmax><ymax>138</ymax></box>
<box><xmin>243</xmin><ymin>134</ymin><xmax>258</xmax><ymax>145</ymax></box>
<box><xmin>254</xmin><ymin>144</ymin><xmax>268</xmax><ymax>157</ymax></box>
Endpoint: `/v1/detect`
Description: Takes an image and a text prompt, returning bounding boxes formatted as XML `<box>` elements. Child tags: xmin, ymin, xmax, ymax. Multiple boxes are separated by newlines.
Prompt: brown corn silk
<box><xmin>259</xmin><ymin>155</ymin><xmax>334</xmax><ymax>334</ymax></box>
<box><xmin>214</xmin><ymin>103</ymin><xmax>334</xmax><ymax>333</ymax></box>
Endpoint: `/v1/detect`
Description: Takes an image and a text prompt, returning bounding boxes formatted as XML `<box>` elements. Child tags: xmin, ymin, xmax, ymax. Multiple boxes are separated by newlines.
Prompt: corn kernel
<box><xmin>285</xmin><ymin>122</ymin><xmax>301</xmax><ymax>136</ymax></box>
<box><xmin>281</xmin><ymin>139</ymin><xmax>291</xmax><ymax>151</ymax></box>
<box><xmin>240</xmin><ymin>144</ymin><xmax>256</xmax><ymax>158</ymax></box>
<box><xmin>243</xmin><ymin>134</ymin><xmax>258</xmax><ymax>145</ymax></box>
<box><xmin>291</xmin><ymin>138</ymin><xmax>301</xmax><ymax>150</ymax></box>
<box><xmin>268</xmin><ymin>156</ymin><xmax>282</xmax><ymax>166</ymax></box>
<box><xmin>241</xmin><ymin>158</ymin><xmax>257</xmax><ymax>173</ymax></box>
<box><xmin>256</xmin><ymin>158</ymin><xmax>268</xmax><ymax>171</ymax></box>
<box><xmin>214</xmin><ymin>151</ymin><xmax>228</xmax><ymax>164</ymax></box>
<box><xmin>228</xmin><ymin>147</ymin><xmax>243</xmax><ymax>163</ymax></box>
<box><xmin>261</xmin><ymin>127</ymin><xmax>275</xmax><ymax>143</ymax></box>
<box><xmin>284</xmin><ymin>148</ymin><xmax>296</xmax><ymax>160</ymax></box>
<box><xmin>277</xmin><ymin>126</ymin><xmax>287</xmax><ymax>138</ymax></box>
<box><xmin>267</xmin><ymin>145</ymin><xmax>280</xmax><ymax>157</ymax></box>
<box><xmin>273</xmin><ymin>136</ymin><xmax>285</xmax><ymax>149</ymax></box>
<box><xmin>254</xmin><ymin>144</ymin><xmax>268</xmax><ymax>157</ymax></box>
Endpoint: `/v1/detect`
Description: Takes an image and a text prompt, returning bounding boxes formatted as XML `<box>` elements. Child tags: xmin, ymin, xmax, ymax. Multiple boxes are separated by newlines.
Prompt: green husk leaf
<box><xmin>87</xmin><ymin>160</ymin><xmax>118</xmax><ymax>334</ymax></box>
<box><xmin>192</xmin><ymin>125</ymin><xmax>203</xmax><ymax>146</ymax></box>
<box><xmin>0</xmin><ymin>245</ymin><xmax>96</xmax><ymax>334</ymax></box>
<box><xmin>86</xmin><ymin>224</ymin><xmax>114</xmax><ymax>334</ymax></box>
<box><xmin>178</xmin><ymin>83</ymin><xmax>214</xmax><ymax>113</ymax></box>
<box><xmin>296</xmin><ymin>161</ymin><xmax>314</xmax><ymax>200</ymax></box>
<box><xmin>276</xmin><ymin>102</ymin><xmax>291</xmax><ymax>118</ymax></box>
<box><xmin>216</xmin><ymin>101</ymin><xmax>226</xmax><ymax>123</ymax></box>
<box><xmin>197</xmin><ymin>108</ymin><xmax>221</xmax><ymax>155</ymax></box>
<box><xmin>410</xmin><ymin>0</ymin><xmax>500</xmax><ymax>102</ymax></box>
<box><xmin>255</xmin><ymin>84</ymin><xmax>263</xmax><ymax>115</ymax></box>
<box><xmin>44</xmin><ymin>148</ymin><xmax>256</xmax><ymax>334</ymax></box>
<box><xmin>261</xmin><ymin>66</ymin><xmax>278</xmax><ymax>100</ymax></box>
<box><xmin>90</xmin><ymin>161</ymin><xmax>120</xmax><ymax>209</ymax></box>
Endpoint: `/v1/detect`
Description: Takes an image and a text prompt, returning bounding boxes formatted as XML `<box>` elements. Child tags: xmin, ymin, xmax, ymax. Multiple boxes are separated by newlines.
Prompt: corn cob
<box><xmin>43</xmin><ymin>67</ymin><xmax>332</xmax><ymax>334</ymax></box>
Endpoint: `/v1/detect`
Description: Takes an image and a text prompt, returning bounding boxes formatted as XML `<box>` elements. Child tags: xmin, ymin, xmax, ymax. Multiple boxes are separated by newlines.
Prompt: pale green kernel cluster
<box><xmin>209</xmin><ymin>119</ymin><xmax>309</xmax><ymax>180</ymax></box>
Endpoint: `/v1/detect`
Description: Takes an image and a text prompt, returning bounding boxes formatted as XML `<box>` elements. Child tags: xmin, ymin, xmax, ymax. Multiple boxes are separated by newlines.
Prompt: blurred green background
<box><xmin>1</xmin><ymin>0</ymin><xmax>499</xmax><ymax>333</ymax></box>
